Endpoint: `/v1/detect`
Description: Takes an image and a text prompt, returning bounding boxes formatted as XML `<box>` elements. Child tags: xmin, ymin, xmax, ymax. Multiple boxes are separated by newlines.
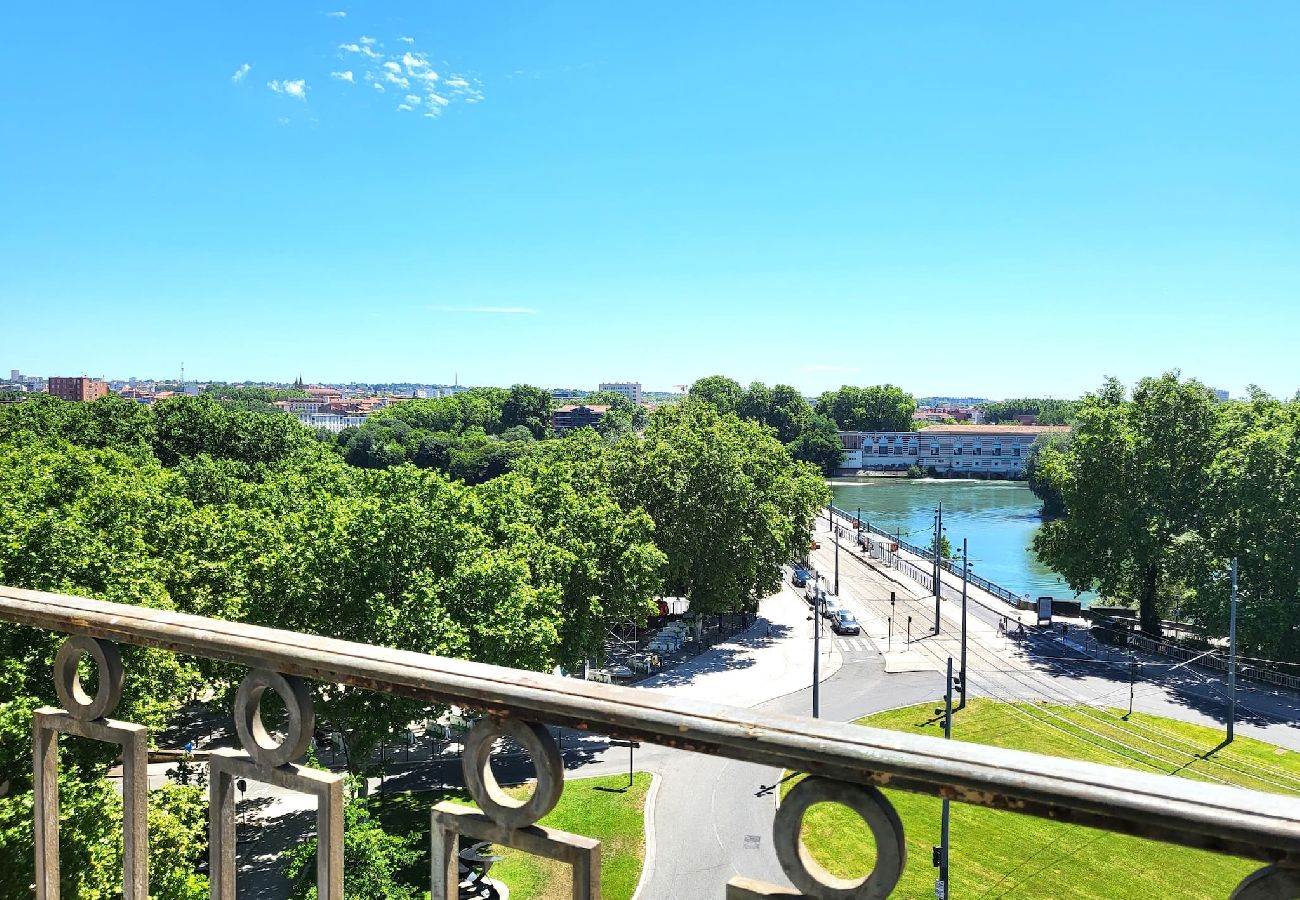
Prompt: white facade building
<box><xmin>838</xmin><ymin>425</ymin><xmax>1070</xmax><ymax>475</ymax></box>
<box><xmin>294</xmin><ymin>412</ymin><xmax>369</xmax><ymax>433</ymax></box>
<box><xmin>598</xmin><ymin>382</ymin><xmax>642</xmax><ymax>404</ymax></box>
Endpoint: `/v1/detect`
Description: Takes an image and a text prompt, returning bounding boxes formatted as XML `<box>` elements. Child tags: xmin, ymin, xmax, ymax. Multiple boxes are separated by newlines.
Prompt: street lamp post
<box><xmin>1227</xmin><ymin>557</ymin><xmax>1239</xmax><ymax>744</ymax></box>
<box><xmin>959</xmin><ymin>538</ymin><xmax>969</xmax><ymax>709</ymax></box>
<box><xmin>812</xmin><ymin>587</ymin><xmax>822</xmax><ymax>718</ymax></box>
<box><xmin>936</xmin><ymin>657</ymin><xmax>954</xmax><ymax>898</ymax></box>
<box><xmin>834</xmin><ymin>523</ymin><xmax>840</xmax><ymax>595</ymax></box>
<box><xmin>933</xmin><ymin>502</ymin><xmax>944</xmax><ymax>634</ymax></box>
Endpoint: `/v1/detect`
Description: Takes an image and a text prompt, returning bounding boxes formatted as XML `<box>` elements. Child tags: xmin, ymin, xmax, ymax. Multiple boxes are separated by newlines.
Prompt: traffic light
<box><xmin>932</xmin><ymin>845</ymin><xmax>943</xmax><ymax>867</ymax></box>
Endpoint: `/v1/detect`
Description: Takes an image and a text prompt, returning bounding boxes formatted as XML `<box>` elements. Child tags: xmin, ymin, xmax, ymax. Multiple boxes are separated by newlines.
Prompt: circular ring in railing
<box><xmin>462</xmin><ymin>718</ymin><xmax>563</xmax><ymax>829</ymax></box>
<box><xmin>1231</xmin><ymin>864</ymin><xmax>1300</xmax><ymax>899</ymax></box>
<box><xmin>233</xmin><ymin>669</ymin><xmax>315</xmax><ymax>767</ymax></box>
<box><xmin>54</xmin><ymin>636</ymin><xmax>124</xmax><ymax>721</ymax></box>
<box><xmin>773</xmin><ymin>776</ymin><xmax>905</xmax><ymax>899</ymax></box>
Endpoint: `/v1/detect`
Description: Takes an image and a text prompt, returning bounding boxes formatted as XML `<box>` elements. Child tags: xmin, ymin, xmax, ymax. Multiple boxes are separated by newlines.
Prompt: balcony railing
<box><xmin>3</xmin><ymin>584</ymin><xmax>1300</xmax><ymax>899</ymax></box>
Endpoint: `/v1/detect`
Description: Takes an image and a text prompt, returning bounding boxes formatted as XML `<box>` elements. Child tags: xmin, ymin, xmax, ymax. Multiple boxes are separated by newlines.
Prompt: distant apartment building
<box><xmin>48</xmin><ymin>376</ymin><xmax>109</xmax><ymax>403</ymax></box>
<box><xmin>598</xmin><ymin>382</ymin><xmax>642</xmax><ymax>404</ymax></box>
<box><xmin>1213</xmin><ymin>388</ymin><xmax>1230</xmax><ymax>402</ymax></box>
<box><xmin>552</xmin><ymin>404</ymin><xmax>610</xmax><ymax>433</ymax></box>
<box><xmin>292</xmin><ymin>410</ymin><xmax>368</xmax><ymax>433</ymax></box>
<box><xmin>838</xmin><ymin>425</ymin><xmax>1070</xmax><ymax>475</ymax></box>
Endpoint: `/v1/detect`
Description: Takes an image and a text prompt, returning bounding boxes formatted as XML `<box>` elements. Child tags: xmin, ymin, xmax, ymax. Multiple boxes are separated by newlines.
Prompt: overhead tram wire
<box><xmin>830</xmin><ymin>519</ymin><xmax>1300</xmax><ymax>784</ymax></box>
<box><xmin>825</xmin><ymin>535</ymin><xmax>1300</xmax><ymax>793</ymax></box>
<box><xmin>826</xmin><ymin>555</ymin><xmax>1234</xmax><ymax>781</ymax></box>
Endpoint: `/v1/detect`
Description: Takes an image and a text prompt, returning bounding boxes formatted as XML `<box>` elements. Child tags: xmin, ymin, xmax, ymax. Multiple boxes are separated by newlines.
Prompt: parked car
<box><xmin>821</xmin><ymin>596</ymin><xmax>845</xmax><ymax>619</ymax></box>
<box><xmin>792</xmin><ymin>566</ymin><xmax>809</xmax><ymax>588</ymax></box>
<box><xmin>831</xmin><ymin>610</ymin><xmax>861</xmax><ymax>635</ymax></box>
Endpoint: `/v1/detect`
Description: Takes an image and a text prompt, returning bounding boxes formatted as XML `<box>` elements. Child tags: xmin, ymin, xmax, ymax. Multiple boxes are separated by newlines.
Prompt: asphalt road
<box><xmin>636</xmin><ymin>642</ymin><xmax>941</xmax><ymax>899</ymax></box>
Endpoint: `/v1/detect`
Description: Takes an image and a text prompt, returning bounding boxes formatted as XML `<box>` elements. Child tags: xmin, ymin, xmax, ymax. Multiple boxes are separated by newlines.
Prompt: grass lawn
<box><xmin>785</xmin><ymin>698</ymin><xmax>1300</xmax><ymax>899</ymax></box>
<box><xmin>378</xmin><ymin>771</ymin><xmax>651</xmax><ymax>900</ymax></box>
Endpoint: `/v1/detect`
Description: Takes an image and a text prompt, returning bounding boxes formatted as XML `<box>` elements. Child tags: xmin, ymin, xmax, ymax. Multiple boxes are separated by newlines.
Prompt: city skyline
<box><xmin>2</xmin><ymin>2</ymin><xmax>1298</xmax><ymax>398</ymax></box>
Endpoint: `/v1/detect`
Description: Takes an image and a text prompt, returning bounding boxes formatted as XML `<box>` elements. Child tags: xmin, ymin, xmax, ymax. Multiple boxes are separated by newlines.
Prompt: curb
<box><xmin>629</xmin><ymin>771</ymin><xmax>661</xmax><ymax>900</ymax></box>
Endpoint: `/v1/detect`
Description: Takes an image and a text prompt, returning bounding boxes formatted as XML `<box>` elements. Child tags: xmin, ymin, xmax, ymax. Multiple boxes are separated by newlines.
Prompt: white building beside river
<box><xmin>838</xmin><ymin>425</ymin><xmax>1070</xmax><ymax>476</ymax></box>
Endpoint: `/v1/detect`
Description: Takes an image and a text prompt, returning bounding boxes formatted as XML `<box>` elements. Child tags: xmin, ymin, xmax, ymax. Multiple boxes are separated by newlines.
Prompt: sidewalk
<box><xmin>633</xmin><ymin>580</ymin><xmax>843</xmax><ymax>708</ymax></box>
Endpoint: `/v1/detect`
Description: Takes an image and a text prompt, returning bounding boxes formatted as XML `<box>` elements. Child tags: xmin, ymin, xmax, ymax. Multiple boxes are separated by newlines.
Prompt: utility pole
<box><xmin>933</xmin><ymin>502</ymin><xmax>943</xmax><ymax>634</ymax></box>
<box><xmin>812</xmin><ymin>587</ymin><xmax>822</xmax><ymax>718</ymax></box>
<box><xmin>1227</xmin><ymin>557</ymin><xmax>1239</xmax><ymax>744</ymax></box>
<box><xmin>959</xmin><ymin>538</ymin><xmax>969</xmax><ymax>709</ymax></box>
<box><xmin>935</xmin><ymin>657</ymin><xmax>953</xmax><ymax>899</ymax></box>
<box><xmin>834</xmin><ymin>524</ymin><xmax>840</xmax><ymax>595</ymax></box>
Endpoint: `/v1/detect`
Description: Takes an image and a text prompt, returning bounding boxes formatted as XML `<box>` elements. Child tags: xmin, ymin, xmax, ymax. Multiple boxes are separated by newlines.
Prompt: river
<box><xmin>829</xmin><ymin>477</ymin><xmax>1095</xmax><ymax>605</ymax></box>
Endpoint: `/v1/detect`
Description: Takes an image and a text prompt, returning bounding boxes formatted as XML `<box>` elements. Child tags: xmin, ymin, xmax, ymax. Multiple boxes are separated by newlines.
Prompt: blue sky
<box><xmin>2</xmin><ymin>2</ymin><xmax>1297</xmax><ymax>398</ymax></box>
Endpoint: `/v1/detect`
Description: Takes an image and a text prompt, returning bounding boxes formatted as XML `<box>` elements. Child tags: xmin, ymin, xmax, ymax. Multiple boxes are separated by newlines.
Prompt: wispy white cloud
<box><xmin>267</xmin><ymin>79</ymin><xmax>308</xmax><ymax>100</ymax></box>
<box><xmin>372</xmin><ymin>83</ymin><xmax>385</xmax><ymax>92</ymax></box>
<box><xmin>330</xmin><ymin>70</ymin><xmax>354</xmax><ymax>83</ymax></box>
<box><xmin>339</xmin><ymin>42</ymin><xmax>381</xmax><ymax>58</ymax></box>
<box><xmin>399</xmin><ymin>36</ymin><xmax>415</xmax><ymax>43</ymax></box>
<box><xmin>383</xmin><ymin>60</ymin><xmax>401</xmax><ymax>73</ymax></box>
<box><xmin>401</xmin><ymin>52</ymin><xmax>427</xmax><ymax>70</ymax></box>
<box><xmin>231</xmin><ymin>63</ymin><xmax>251</xmax><ymax>83</ymax></box>
<box><xmin>397</xmin><ymin>103</ymin><xmax>413</xmax><ymax>111</ymax></box>
<box><xmin>384</xmin><ymin>71</ymin><xmax>409</xmax><ymax>88</ymax></box>
<box><xmin>325</xmin><ymin>10</ymin><xmax>346</xmax><ymax>17</ymax></box>
<box><xmin>359</xmin><ymin>35</ymin><xmax>377</xmax><ymax>44</ymax></box>
<box><xmin>443</xmin><ymin>77</ymin><xmax>469</xmax><ymax>89</ymax></box>
<box><xmin>429</xmin><ymin>306</ymin><xmax>538</xmax><ymax>315</ymax></box>
<box><xmin>425</xmin><ymin>92</ymin><xmax>449</xmax><ymax>107</ymax></box>
<box><xmin>404</xmin><ymin>94</ymin><xmax>421</xmax><ymax>104</ymax></box>
<box><xmin>411</xmin><ymin>69</ymin><xmax>439</xmax><ymax>83</ymax></box>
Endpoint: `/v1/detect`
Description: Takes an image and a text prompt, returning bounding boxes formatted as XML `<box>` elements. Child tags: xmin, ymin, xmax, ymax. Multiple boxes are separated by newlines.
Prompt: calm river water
<box><xmin>829</xmin><ymin>477</ymin><xmax>1095</xmax><ymax>605</ymax></box>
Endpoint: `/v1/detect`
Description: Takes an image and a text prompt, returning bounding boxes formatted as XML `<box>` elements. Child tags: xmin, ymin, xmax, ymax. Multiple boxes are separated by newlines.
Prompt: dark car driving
<box><xmin>831</xmin><ymin>609</ymin><xmax>860</xmax><ymax>635</ymax></box>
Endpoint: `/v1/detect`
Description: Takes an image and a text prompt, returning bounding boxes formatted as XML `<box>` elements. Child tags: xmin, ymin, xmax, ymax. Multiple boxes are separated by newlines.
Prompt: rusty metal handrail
<box><xmin>3</xmin><ymin>584</ymin><xmax>1300</xmax><ymax>866</ymax></box>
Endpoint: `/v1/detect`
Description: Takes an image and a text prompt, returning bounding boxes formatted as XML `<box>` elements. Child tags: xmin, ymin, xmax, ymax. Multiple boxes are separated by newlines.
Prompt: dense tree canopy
<box><xmin>980</xmin><ymin>397</ymin><xmax>1079</xmax><ymax>425</ymax></box>
<box><xmin>690</xmin><ymin>378</ymin><xmax>845</xmax><ymax>473</ymax></box>
<box><xmin>1031</xmin><ymin>374</ymin><xmax>1293</xmax><ymax>645</ymax></box>
<box><xmin>815</xmin><ymin>384</ymin><xmax>917</xmax><ymax>433</ymax></box>
<box><xmin>688</xmin><ymin>375</ymin><xmax>744</xmax><ymax>415</ymax></box>
<box><xmin>0</xmin><ymin>387</ymin><xmax>828</xmax><ymax>892</ymax></box>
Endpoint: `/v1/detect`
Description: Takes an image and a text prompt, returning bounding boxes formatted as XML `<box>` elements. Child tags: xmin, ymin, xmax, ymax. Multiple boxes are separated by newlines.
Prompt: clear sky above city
<box><xmin>1</xmin><ymin>2</ymin><xmax>1297</xmax><ymax>398</ymax></box>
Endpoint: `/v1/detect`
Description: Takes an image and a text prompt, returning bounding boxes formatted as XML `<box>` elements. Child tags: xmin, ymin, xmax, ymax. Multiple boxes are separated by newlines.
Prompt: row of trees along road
<box><xmin>1031</xmin><ymin>373</ymin><xmax>1300</xmax><ymax>662</ymax></box>
<box><xmin>687</xmin><ymin>376</ymin><xmax>919</xmax><ymax>473</ymax></box>
<box><xmin>0</xmin><ymin>391</ymin><xmax>827</xmax><ymax>898</ymax></box>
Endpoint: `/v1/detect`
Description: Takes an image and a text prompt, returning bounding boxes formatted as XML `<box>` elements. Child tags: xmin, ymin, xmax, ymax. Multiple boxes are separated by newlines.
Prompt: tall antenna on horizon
<box><xmin>180</xmin><ymin>361</ymin><xmax>184</xmax><ymax>385</ymax></box>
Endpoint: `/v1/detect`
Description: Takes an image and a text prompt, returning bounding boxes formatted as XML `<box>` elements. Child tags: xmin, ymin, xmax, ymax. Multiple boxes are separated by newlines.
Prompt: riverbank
<box><xmin>828</xmin><ymin>476</ymin><xmax>1094</xmax><ymax>604</ymax></box>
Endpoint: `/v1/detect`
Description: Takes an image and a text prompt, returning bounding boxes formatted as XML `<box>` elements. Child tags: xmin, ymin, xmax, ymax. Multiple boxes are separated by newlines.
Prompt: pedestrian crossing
<box><xmin>834</xmin><ymin>636</ymin><xmax>875</xmax><ymax>655</ymax></box>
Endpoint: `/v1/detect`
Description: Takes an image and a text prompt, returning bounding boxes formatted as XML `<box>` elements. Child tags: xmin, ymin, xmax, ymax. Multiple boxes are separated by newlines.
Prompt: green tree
<box><xmin>285</xmin><ymin>787</ymin><xmax>422</xmax><ymax>900</ymax></box>
<box><xmin>607</xmin><ymin>402</ymin><xmax>829</xmax><ymax>613</ymax></box>
<box><xmin>766</xmin><ymin>384</ymin><xmax>813</xmax><ymax>443</ymax></box>
<box><xmin>1189</xmin><ymin>391</ymin><xmax>1300</xmax><ymax>660</ymax></box>
<box><xmin>789</xmin><ymin>414</ymin><xmax>844</xmax><ymax>474</ymax></box>
<box><xmin>815</xmin><ymin>384</ymin><xmax>917</xmax><ymax>432</ymax></box>
<box><xmin>1032</xmin><ymin>375</ymin><xmax>1219</xmax><ymax>635</ymax></box>
<box><xmin>980</xmin><ymin>397</ymin><xmax>1079</xmax><ymax>425</ymax></box>
<box><xmin>1025</xmin><ymin>432</ymin><xmax>1072</xmax><ymax>516</ymax></box>
<box><xmin>500</xmin><ymin>384</ymin><xmax>553</xmax><ymax>438</ymax></box>
<box><xmin>688</xmin><ymin>375</ymin><xmax>744</xmax><ymax>416</ymax></box>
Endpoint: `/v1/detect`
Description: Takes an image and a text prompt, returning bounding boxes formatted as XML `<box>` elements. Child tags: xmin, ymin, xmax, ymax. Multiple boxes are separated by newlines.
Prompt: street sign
<box><xmin>935</xmin><ymin>879</ymin><xmax>947</xmax><ymax>899</ymax></box>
